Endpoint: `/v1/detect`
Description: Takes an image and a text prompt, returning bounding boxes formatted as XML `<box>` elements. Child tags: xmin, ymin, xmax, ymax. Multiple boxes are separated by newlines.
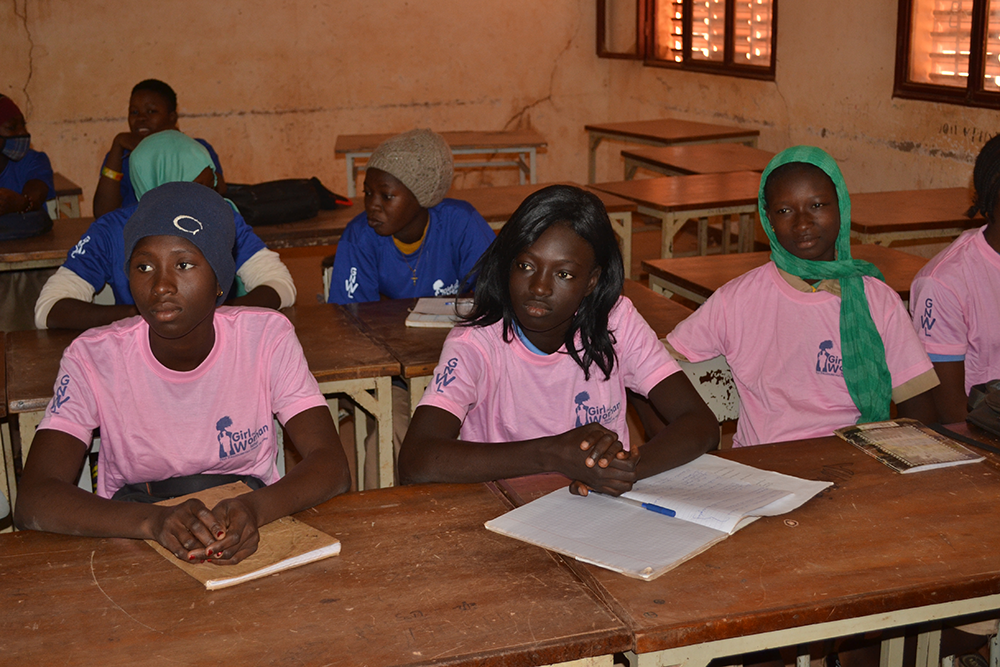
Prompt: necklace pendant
<box><xmin>411</xmin><ymin>271</ymin><xmax>418</xmax><ymax>284</ymax></box>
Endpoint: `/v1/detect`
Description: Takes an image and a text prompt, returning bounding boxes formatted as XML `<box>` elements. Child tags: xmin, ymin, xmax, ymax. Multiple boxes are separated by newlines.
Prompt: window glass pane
<box><xmin>984</xmin><ymin>0</ymin><xmax>1000</xmax><ymax>90</ymax></box>
<box><xmin>733</xmin><ymin>0</ymin><xmax>773</xmax><ymax>67</ymax></box>
<box><xmin>603</xmin><ymin>0</ymin><xmax>641</xmax><ymax>54</ymax></box>
<box><xmin>653</xmin><ymin>0</ymin><xmax>685</xmax><ymax>62</ymax></box>
<box><xmin>908</xmin><ymin>0</ymin><xmax>973</xmax><ymax>88</ymax></box>
<box><xmin>691</xmin><ymin>0</ymin><xmax>726</xmax><ymax>61</ymax></box>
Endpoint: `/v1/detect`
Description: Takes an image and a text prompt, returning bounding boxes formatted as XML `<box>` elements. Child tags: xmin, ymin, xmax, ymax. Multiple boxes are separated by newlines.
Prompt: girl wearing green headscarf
<box><xmin>36</xmin><ymin>131</ymin><xmax>296</xmax><ymax>331</ymax></box>
<box><xmin>667</xmin><ymin>146</ymin><xmax>938</xmax><ymax>447</ymax></box>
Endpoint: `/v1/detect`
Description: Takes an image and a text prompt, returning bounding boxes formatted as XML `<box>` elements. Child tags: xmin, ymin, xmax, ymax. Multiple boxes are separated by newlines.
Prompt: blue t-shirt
<box><xmin>0</xmin><ymin>149</ymin><xmax>55</xmax><ymax>199</ymax></box>
<box><xmin>105</xmin><ymin>138</ymin><xmax>223</xmax><ymax>209</ymax></box>
<box><xmin>327</xmin><ymin>198</ymin><xmax>495</xmax><ymax>304</ymax></box>
<box><xmin>62</xmin><ymin>203</ymin><xmax>266</xmax><ymax>304</ymax></box>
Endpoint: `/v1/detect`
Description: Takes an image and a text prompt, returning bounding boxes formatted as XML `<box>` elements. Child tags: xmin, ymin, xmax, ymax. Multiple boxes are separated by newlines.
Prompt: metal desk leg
<box><xmin>880</xmin><ymin>635</ymin><xmax>905</xmax><ymax>667</ymax></box>
<box><xmin>407</xmin><ymin>376</ymin><xmax>433</xmax><ymax>417</ymax></box>
<box><xmin>1</xmin><ymin>420</ymin><xmax>15</xmax><ymax>526</ymax></box>
<box><xmin>914</xmin><ymin>627</ymin><xmax>941</xmax><ymax>667</ymax></box>
<box><xmin>588</xmin><ymin>133</ymin><xmax>602</xmax><ymax>184</ymax></box>
<box><xmin>345</xmin><ymin>156</ymin><xmax>356</xmax><ymax>198</ymax></box>
<box><xmin>697</xmin><ymin>217</ymin><xmax>709</xmax><ymax>256</ymax></box>
<box><xmin>608</xmin><ymin>211</ymin><xmax>633</xmax><ymax>280</ymax></box>
<box><xmin>739</xmin><ymin>213</ymin><xmax>755</xmax><ymax>253</ymax></box>
<box><xmin>529</xmin><ymin>148</ymin><xmax>537</xmax><ymax>184</ymax></box>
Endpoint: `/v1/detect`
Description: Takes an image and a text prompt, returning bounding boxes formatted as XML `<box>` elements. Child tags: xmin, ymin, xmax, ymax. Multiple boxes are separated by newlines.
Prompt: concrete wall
<box><xmin>3</xmin><ymin>0</ymin><xmax>996</xmax><ymax>211</ymax></box>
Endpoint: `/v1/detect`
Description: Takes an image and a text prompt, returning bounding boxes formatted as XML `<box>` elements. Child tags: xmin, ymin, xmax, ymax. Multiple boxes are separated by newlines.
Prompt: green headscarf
<box><xmin>129</xmin><ymin>129</ymin><xmax>215</xmax><ymax>200</ymax></box>
<box><xmin>758</xmin><ymin>146</ymin><xmax>891</xmax><ymax>424</ymax></box>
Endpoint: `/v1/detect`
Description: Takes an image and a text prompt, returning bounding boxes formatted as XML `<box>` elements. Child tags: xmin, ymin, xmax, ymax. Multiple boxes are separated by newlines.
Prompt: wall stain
<box><xmin>806</xmin><ymin>126</ymin><xmax>975</xmax><ymax>163</ymax></box>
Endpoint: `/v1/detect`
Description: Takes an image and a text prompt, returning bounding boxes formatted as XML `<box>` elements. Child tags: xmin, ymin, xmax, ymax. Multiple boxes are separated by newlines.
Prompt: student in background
<box><xmin>327</xmin><ymin>129</ymin><xmax>495</xmax><ymax>489</ymax></box>
<box><xmin>0</xmin><ymin>94</ymin><xmax>53</xmax><ymax>215</ymax></box>
<box><xmin>326</xmin><ymin>128</ymin><xmax>494</xmax><ymax>305</ymax></box>
<box><xmin>92</xmin><ymin>79</ymin><xmax>225</xmax><ymax>218</ymax></box>
<box><xmin>910</xmin><ymin>133</ymin><xmax>1000</xmax><ymax>424</ymax></box>
<box><xmin>15</xmin><ymin>182</ymin><xmax>349</xmax><ymax>565</ymax></box>
<box><xmin>398</xmin><ymin>185</ymin><xmax>718</xmax><ymax>493</ymax></box>
<box><xmin>36</xmin><ymin>130</ymin><xmax>295</xmax><ymax>330</ymax></box>
<box><xmin>667</xmin><ymin>146</ymin><xmax>938</xmax><ymax>447</ymax></box>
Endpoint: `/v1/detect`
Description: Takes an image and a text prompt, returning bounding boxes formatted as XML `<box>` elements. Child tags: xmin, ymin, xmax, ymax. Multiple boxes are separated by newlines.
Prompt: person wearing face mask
<box><xmin>0</xmin><ymin>94</ymin><xmax>53</xmax><ymax>216</ymax></box>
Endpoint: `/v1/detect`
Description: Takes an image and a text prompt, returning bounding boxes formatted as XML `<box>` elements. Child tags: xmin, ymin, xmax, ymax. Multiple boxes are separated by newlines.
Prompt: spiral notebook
<box><xmin>835</xmin><ymin>419</ymin><xmax>984</xmax><ymax>473</ymax></box>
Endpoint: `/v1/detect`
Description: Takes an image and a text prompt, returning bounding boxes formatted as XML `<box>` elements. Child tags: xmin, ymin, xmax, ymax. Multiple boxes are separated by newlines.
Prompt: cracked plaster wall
<box><xmin>2</xmin><ymin>0</ymin><xmax>995</xmax><ymax>212</ymax></box>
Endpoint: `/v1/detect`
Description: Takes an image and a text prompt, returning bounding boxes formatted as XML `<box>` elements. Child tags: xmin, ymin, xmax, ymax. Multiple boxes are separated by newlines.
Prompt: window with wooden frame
<box><xmin>895</xmin><ymin>0</ymin><xmax>1000</xmax><ymax>107</ymax></box>
<box><xmin>597</xmin><ymin>0</ymin><xmax>777</xmax><ymax>81</ymax></box>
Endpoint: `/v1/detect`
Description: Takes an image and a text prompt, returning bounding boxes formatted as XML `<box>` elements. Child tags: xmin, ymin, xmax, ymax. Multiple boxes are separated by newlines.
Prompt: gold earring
<box><xmin>217</xmin><ymin>287</ymin><xmax>224</xmax><ymax>297</ymax></box>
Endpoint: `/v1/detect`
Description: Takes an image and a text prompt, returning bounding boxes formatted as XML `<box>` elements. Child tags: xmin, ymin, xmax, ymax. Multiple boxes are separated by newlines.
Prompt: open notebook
<box><xmin>145</xmin><ymin>482</ymin><xmax>341</xmax><ymax>590</ymax></box>
<box><xmin>404</xmin><ymin>297</ymin><xmax>473</xmax><ymax>328</ymax></box>
<box><xmin>486</xmin><ymin>455</ymin><xmax>831</xmax><ymax>581</ymax></box>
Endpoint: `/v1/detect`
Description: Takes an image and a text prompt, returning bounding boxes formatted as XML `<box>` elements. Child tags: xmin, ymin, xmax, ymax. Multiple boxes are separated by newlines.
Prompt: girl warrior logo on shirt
<box><xmin>919</xmin><ymin>297</ymin><xmax>937</xmax><ymax>337</ymax></box>
<box><xmin>573</xmin><ymin>391</ymin><xmax>621</xmax><ymax>427</ymax></box>
<box><xmin>216</xmin><ymin>416</ymin><xmax>269</xmax><ymax>460</ymax></box>
<box><xmin>433</xmin><ymin>358</ymin><xmax>459</xmax><ymax>393</ymax></box>
<box><xmin>815</xmin><ymin>340</ymin><xmax>843</xmax><ymax>376</ymax></box>
<box><xmin>49</xmin><ymin>374</ymin><xmax>72</xmax><ymax>414</ymax></box>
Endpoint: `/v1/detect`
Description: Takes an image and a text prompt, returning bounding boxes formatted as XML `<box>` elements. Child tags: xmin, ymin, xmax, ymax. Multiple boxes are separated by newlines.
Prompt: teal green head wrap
<box><xmin>129</xmin><ymin>130</ymin><xmax>215</xmax><ymax>200</ymax></box>
<box><xmin>758</xmin><ymin>146</ymin><xmax>892</xmax><ymax>424</ymax></box>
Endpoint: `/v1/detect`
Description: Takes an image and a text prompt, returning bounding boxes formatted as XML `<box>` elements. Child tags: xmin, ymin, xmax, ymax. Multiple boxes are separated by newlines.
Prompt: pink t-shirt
<box><xmin>39</xmin><ymin>307</ymin><xmax>326</xmax><ymax>498</ymax></box>
<box><xmin>418</xmin><ymin>296</ymin><xmax>681</xmax><ymax>449</ymax></box>
<box><xmin>910</xmin><ymin>226</ymin><xmax>1000</xmax><ymax>394</ymax></box>
<box><xmin>667</xmin><ymin>263</ymin><xmax>933</xmax><ymax>448</ymax></box>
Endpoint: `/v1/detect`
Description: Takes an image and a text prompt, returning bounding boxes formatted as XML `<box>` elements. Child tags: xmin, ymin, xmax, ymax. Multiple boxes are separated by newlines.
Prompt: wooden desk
<box><xmin>0</xmin><ymin>207</ymin><xmax>360</xmax><ymax>274</ymax></box>
<box><xmin>0</xmin><ymin>337</ymin><xmax>10</xmax><ymax>520</ymax></box>
<box><xmin>45</xmin><ymin>172</ymin><xmax>84</xmax><ymax>219</ymax></box>
<box><xmin>451</xmin><ymin>182</ymin><xmax>639</xmax><ymax>278</ymax></box>
<box><xmin>0</xmin><ymin>482</ymin><xmax>629</xmax><ymax>666</ymax></box>
<box><xmin>500</xmin><ymin>437</ymin><xmax>1000</xmax><ymax>667</ymax></box>
<box><xmin>643</xmin><ymin>244</ymin><xmax>929</xmax><ymax>307</ymax></box>
<box><xmin>344</xmin><ymin>298</ymin><xmax>450</xmax><ymax>416</ymax></box>
<box><xmin>622</xmin><ymin>279</ymin><xmax>692</xmax><ymax>338</ymax></box>
<box><xmin>280</xmin><ymin>305</ymin><xmax>400</xmax><ymax>489</ymax></box>
<box><xmin>251</xmin><ymin>202</ymin><xmax>363</xmax><ymax>249</ymax></box>
<box><xmin>591</xmin><ymin>171</ymin><xmax>761</xmax><ymax>258</ymax></box>
<box><xmin>336</xmin><ymin>130</ymin><xmax>548</xmax><ymax>197</ymax></box>
<box><xmin>851</xmin><ymin>188</ymin><xmax>977</xmax><ymax>246</ymax></box>
<box><xmin>0</xmin><ymin>217</ymin><xmax>91</xmax><ymax>272</ymax></box>
<box><xmin>584</xmin><ymin>119</ymin><xmax>760</xmax><ymax>183</ymax></box>
<box><xmin>621</xmin><ymin>144</ymin><xmax>775</xmax><ymax>180</ymax></box>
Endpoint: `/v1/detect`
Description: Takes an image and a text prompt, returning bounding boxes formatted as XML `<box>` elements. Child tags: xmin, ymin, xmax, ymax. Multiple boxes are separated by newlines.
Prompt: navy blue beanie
<box><xmin>124</xmin><ymin>181</ymin><xmax>236</xmax><ymax>305</ymax></box>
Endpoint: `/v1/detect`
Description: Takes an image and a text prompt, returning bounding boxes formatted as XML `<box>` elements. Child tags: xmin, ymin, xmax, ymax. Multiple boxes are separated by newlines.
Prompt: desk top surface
<box><xmin>592</xmin><ymin>171</ymin><xmax>761</xmax><ymax>211</ymax></box>
<box><xmin>0</xmin><ymin>482</ymin><xmax>630</xmax><ymax>666</ymax></box>
<box><xmin>280</xmin><ymin>305</ymin><xmax>400</xmax><ymax>383</ymax></box>
<box><xmin>585</xmin><ymin>119</ymin><xmax>760</xmax><ymax>143</ymax></box>
<box><xmin>336</xmin><ymin>130</ymin><xmax>548</xmax><ymax>154</ymax></box>
<box><xmin>344</xmin><ymin>298</ymin><xmax>451</xmax><ymax>379</ymax></box>
<box><xmin>0</xmin><ymin>337</ymin><xmax>6</xmax><ymax>419</ymax></box>
<box><xmin>622</xmin><ymin>279</ymin><xmax>692</xmax><ymax>337</ymax></box>
<box><xmin>642</xmin><ymin>244</ymin><xmax>929</xmax><ymax>301</ymax></box>
<box><xmin>500</xmin><ymin>434</ymin><xmax>1000</xmax><ymax>655</ymax></box>
<box><xmin>850</xmin><ymin>187</ymin><xmax>976</xmax><ymax>233</ymax></box>
<box><xmin>451</xmin><ymin>182</ymin><xmax>637</xmax><ymax>222</ymax></box>
<box><xmin>52</xmin><ymin>172</ymin><xmax>82</xmax><ymax>197</ymax></box>
<box><xmin>621</xmin><ymin>144</ymin><xmax>775</xmax><ymax>175</ymax></box>
<box><xmin>5</xmin><ymin>307</ymin><xmax>399</xmax><ymax>413</ymax></box>
<box><xmin>0</xmin><ymin>207</ymin><xmax>361</xmax><ymax>268</ymax></box>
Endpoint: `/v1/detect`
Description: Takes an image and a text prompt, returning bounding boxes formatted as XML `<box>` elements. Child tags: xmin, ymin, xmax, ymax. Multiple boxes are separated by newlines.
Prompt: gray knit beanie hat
<box><xmin>367</xmin><ymin>129</ymin><xmax>454</xmax><ymax>208</ymax></box>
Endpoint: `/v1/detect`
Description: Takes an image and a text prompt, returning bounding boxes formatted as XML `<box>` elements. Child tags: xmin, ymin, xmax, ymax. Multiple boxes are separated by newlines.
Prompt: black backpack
<box><xmin>226</xmin><ymin>178</ymin><xmax>351</xmax><ymax>227</ymax></box>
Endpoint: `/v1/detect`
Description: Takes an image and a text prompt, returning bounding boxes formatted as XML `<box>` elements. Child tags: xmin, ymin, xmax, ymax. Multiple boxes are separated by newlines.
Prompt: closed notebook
<box><xmin>145</xmin><ymin>482</ymin><xmax>341</xmax><ymax>590</ymax></box>
<box><xmin>404</xmin><ymin>297</ymin><xmax>473</xmax><ymax>328</ymax></box>
<box><xmin>835</xmin><ymin>419</ymin><xmax>985</xmax><ymax>473</ymax></box>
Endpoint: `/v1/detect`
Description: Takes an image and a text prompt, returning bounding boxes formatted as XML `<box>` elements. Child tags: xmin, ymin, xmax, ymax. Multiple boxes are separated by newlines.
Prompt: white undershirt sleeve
<box><xmin>34</xmin><ymin>267</ymin><xmax>97</xmax><ymax>330</ymax></box>
<box><xmin>237</xmin><ymin>248</ymin><xmax>297</xmax><ymax>308</ymax></box>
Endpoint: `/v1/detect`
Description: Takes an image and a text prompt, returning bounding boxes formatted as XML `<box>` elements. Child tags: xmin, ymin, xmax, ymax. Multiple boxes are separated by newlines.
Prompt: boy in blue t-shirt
<box><xmin>0</xmin><ymin>94</ymin><xmax>53</xmax><ymax>216</ymax></box>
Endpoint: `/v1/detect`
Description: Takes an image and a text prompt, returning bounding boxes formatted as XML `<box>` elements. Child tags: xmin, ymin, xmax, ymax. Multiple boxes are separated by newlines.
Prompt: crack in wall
<box><xmin>13</xmin><ymin>0</ymin><xmax>34</xmax><ymax>116</ymax></box>
<box><xmin>504</xmin><ymin>9</ymin><xmax>581</xmax><ymax>130</ymax></box>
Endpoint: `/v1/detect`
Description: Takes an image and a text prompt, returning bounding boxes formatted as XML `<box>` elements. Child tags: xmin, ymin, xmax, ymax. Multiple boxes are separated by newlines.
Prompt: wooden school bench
<box><xmin>0</xmin><ymin>482</ymin><xmax>630</xmax><ymax>667</ymax></box>
<box><xmin>3</xmin><ymin>306</ymin><xmax>400</xmax><ymax>496</ymax></box>
<box><xmin>621</xmin><ymin>143</ymin><xmax>775</xmax><ymax>180</ymax></box>
<box><xmin>591</xmin><ymin>171</ymin><xmax>761</xmax><ymax>259</ymax></box>
<box><xmin>450</xmin><ymin>182</ymin><xmax>639</xmax><ymax>278</ymax></box>
<box><xmin>643</xmin><ymin>244</ymin><xmax>930</xmax><ymax>308</ymax></box>
<box><xmin>336</xmin><ymin>129</ymin><xmax>548</xmax><ymax>197</ymax></box>
<box><xmin>850</xmin><ymin>187</ymin><xmax>978</xmax><ymax>246</ymax></box>
<box><xmin>499</xmin><ymin>433</ymin><xmax>1000</xmax><ymax>667</ymax></box>
<box><xmin>585</xmin><ymin>118</ymin><xmax>760</xmax><ymax>183</ymax></box>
